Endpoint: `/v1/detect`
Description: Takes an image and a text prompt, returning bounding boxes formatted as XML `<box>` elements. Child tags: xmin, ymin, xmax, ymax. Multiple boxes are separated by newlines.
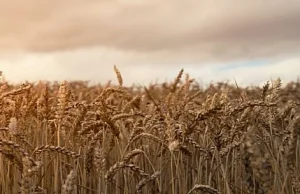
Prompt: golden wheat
<box><xmin>0</xmin><ymin>69</ymin><xmax>299</xmax><ymax>193</ymax></box>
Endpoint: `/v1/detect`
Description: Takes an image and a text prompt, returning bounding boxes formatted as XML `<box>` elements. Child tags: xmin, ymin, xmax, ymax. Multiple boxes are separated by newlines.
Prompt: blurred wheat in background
<box><xmin>0</xmin><ymin>68</ymin><xmax>300</xmax><ymax>194</ymax></box>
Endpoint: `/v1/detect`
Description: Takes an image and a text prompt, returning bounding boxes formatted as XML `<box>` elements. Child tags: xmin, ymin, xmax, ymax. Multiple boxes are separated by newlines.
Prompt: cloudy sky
<box><xmin>0</xmin><ymin>0</ymin><xmax>300</xmax><ymax>86</ymax></box>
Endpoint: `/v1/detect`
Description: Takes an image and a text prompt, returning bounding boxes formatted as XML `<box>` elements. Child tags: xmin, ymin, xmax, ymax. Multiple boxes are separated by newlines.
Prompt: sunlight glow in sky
<box><xmin>0</xmin><ymin>0</ymin><xmax>299</xmax><ymax>86</ymax></box>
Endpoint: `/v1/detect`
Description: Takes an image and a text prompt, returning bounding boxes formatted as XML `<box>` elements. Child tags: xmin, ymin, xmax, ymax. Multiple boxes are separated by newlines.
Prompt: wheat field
<box><xmin>0</xmin><ymin>68</ymin><xmax>300</xmax><ymax>194</ymax></box>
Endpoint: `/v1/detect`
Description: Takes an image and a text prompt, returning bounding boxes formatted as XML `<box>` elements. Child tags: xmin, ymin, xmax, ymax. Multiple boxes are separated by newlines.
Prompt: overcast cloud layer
<box><xmin>1</xmin><ymin>1</ymin><xmax>300</xmax><ymax>60</ymax></box>
<box><xmin>0</xmin><ymin>0</ymin><xmax>299</xmax><ymax>85</ymax></box>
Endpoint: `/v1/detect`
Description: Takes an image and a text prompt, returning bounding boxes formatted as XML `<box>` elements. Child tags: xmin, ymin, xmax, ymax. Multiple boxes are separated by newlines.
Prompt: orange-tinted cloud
<box><xmin>1</xmin><ymin>0</ymin><xmax>300</xmax><ymax>62</ymax></box>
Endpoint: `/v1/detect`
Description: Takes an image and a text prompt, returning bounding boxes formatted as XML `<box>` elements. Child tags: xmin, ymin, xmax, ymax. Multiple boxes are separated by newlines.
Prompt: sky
<box><xmin>0</xmin><ymin>0</ymin><xmax>300</xmax><ymax>86</ymax></box>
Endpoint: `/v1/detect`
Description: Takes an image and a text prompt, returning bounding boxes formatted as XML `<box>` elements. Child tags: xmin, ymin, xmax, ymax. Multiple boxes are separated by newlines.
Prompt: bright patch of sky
<box><xmin>216</xmin><ymin>59</ymin><xmax>268</xmax><ymax>72</ymax></box>
<box><xmin>1</xmin><ymin>55</ymin><xmax>298</xmax><ymax>87</ymax></box>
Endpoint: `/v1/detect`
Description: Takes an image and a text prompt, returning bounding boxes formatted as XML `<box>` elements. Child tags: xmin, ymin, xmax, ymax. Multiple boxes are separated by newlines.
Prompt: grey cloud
<box><xmin>0</xmin><ymin>0</ymin><xmax>300</xmax><ymax>62</ymax></box>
